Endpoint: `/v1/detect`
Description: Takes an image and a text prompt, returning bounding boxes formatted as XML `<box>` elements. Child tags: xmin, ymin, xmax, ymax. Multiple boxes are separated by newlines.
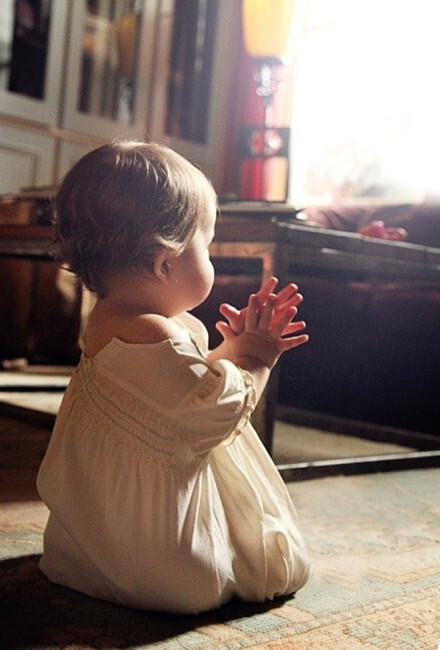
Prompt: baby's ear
<box><xmin>153</xmin><ymin>249</ymin><xmax>172</xmax><ymax>282</ymax></box>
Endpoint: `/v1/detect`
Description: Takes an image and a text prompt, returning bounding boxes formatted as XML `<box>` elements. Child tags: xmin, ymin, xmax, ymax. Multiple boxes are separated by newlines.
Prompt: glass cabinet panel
<box><xmin>2</xmin><ymin>0</ymin><xmax>50</xmax><ymax>100</ymax></box>
<box><xmin>79</xmin><ymin>0</ymin><xmax>141</xmax><ymax>126</ymax></box>
<box><xmin>0</xmin><ymin>0</ymin><xmax>68</xmax><ymax>124</ymax></box>
<box><xmin>148</xmin><ymin>0</ymin><xmax>238</xmax><ymax>190</ymax></box>
<box><xmin>62</xmin><ymin>0</ymin><xmax>157</xmax><ymax>139</ymax></box>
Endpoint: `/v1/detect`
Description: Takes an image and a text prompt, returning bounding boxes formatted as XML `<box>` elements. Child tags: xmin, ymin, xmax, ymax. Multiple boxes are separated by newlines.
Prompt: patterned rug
<box><xmin>1</xmin><ymin>414</ymin><xmax>439</xmax><ymax>649</ymax></box>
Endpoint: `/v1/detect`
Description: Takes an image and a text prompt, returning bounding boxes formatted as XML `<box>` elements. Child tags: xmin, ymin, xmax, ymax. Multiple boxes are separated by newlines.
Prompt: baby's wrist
<box><xmin>235</xmin><ymin>354</ymin><xmax>276</xmax><ymax>371</ymax></box>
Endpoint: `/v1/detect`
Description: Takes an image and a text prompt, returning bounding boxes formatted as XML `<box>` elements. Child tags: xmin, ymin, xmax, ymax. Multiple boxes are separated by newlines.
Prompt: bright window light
<box><xmin>288</xmin><ymin>0</ymin><xmax>440</xmax><ymax>205</ymax></box>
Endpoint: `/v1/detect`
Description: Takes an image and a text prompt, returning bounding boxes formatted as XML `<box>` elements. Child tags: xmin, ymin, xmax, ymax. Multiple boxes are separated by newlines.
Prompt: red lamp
<box><xmin>241</xmin><ymin>0</ymin><xmax>295</xmax><ymax>199</ymax></box>
<box><xmin>242</xmin><ymin>0</ymin><xmax>295</xmax><ymax>106</ymax></box>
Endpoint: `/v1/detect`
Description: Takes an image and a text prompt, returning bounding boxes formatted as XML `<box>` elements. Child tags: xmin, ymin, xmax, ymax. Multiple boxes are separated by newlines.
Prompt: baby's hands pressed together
<box><xmin>218</xmin><ymin>277</ymin><xmax>305</xmax><ymax>338</ymax></box>
<box><xmin>216</xmin><ymin>278</ymin><xmax>309</xmax><ymax>371</ymax></box>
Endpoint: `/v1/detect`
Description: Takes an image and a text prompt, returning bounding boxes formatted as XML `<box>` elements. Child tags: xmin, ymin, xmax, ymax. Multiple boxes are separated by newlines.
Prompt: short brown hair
<box><xmin>53</xmin><ymin>140</ymin><xmax>216</xmax><ymax>296</ymax></box>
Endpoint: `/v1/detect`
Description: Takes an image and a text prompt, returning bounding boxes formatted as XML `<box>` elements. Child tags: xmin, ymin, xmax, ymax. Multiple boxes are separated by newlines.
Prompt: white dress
<box><xmin>37</xmin><ymin>312</ymin><xmax>309</xmax><ymax>614</ymax></box>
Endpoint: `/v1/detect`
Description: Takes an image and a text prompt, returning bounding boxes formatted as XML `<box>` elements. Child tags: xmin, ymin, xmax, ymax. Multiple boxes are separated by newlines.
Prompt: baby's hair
<box><xmin>53</xmin><ymin>140</ymin><xmax>216</xmax><ymax>296</ymax></box>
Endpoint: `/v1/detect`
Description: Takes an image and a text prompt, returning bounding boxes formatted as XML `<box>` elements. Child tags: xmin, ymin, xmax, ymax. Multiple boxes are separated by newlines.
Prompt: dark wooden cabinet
<box><xmin>0</xmin><ymin>255</ymin><xmax>83</xmax><ymax>364</ymax></box>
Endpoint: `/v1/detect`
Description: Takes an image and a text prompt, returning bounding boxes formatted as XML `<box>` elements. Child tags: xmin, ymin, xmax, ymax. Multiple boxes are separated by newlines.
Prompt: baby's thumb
<box><xmin>215</xmin><ymin>320</ymin><xmax>236</xmax><ymax>341</ymax></box>
<box><xmin>218</xmin><ymin>303</ymin><xmax>242</xmax><ymax>333</ymax></box>
<box><xmin>219</xmin><ymin>302</ymin><xmax>239</xmax><ymax>317</ymax></box>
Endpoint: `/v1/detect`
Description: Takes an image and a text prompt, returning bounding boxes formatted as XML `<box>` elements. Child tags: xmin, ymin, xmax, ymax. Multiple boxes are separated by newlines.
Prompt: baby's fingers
<box><xmin>279</xmin><ymin>332</ymin><xmax>309</xmax><ymax>352</ymax></box>
<box><xmin>279</xmin><ymin>320</ymin><xmax>308</xmax><ymax>337</ymax></box>
<box><xmin>257</xmin><ymin>295</ymin><xmax>277</xmax><ymax>331</ymax></box>
<box><xmin>255</xmin><ymin>277</ymin><xmax>279</xmax><ymax>305</ymax></box>
<box><xmin>218</xmin><ymin>303</ymin><xmax>242</xmax><ymax>334</ymax></box>
<box><xmin>215</xmin><ymin>320</ymin><xmax>236</xmax><ymax>342</ymax></box>
<box><xmin>273</xmin><ymin>282</ymin><xmax>299</xmax><ymax>306</ymax></box>
<box><xmin>245</xmin><ymin>294</ymin><xmax>260</xmax><ymax>330</ymax></box>
<box><xmin>219</xmin><ymin>303</ymin><xmax>240</xmax><ymax>319</ymax></box>
<box><xmin>271</xmin><ymin>306</ymin><xmax>299</xmax><ymax>337</ymax></box>
<box><xmin>283</xmin><ymin>291</ymin><xmax>304</xmax><ymax>309</ymax></box>
<box><xmin>272</xmin><ymin>291</ymin><xmax>303</xmax><ymax>319</ymax></box>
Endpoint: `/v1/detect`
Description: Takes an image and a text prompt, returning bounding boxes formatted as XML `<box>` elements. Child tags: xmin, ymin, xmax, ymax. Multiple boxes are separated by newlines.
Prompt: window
<box><xmin>289</xmin><ymin>0</ymin><xmax>440</xmax><ymax>205</ymax></box>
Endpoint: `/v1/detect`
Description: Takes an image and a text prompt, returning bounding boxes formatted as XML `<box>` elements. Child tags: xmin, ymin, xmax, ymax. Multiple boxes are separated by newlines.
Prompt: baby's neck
<box><xmin>102</xmin><ymin>271</ymin><xmax>167</xmax><ymax>316</ymax></box>
<box><xmin>83</xmin><ymin>297</ymin><xmax>184</xmax><ymax>357</ymax></box>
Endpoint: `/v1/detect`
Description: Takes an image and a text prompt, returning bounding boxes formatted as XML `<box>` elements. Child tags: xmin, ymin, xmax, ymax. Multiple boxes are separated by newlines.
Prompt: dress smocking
<box><xmin>37</xmin><ymin>312</ymin><xmax>309</xmax><ymax>614</ymax></box>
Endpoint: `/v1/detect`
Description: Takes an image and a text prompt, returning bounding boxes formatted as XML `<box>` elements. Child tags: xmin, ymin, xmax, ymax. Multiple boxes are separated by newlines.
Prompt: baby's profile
<box><xmin>37</xmin><ymin>140</ymin><xmax>310</xmax><ymax>614</ymax></box>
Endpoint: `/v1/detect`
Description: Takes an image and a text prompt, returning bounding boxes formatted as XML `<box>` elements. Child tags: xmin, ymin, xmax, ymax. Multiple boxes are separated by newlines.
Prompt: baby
<box><xmin>37</xmin><ymin>140</ymin><xmax>310</xmax><ymax>614</ymax></box>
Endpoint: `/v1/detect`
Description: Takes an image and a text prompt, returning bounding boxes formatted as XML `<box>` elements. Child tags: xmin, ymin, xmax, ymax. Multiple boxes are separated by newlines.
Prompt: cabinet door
<box><xmin>148</xmin><ymin>0</ymin><xmax>238</xmax><ymax>189</ymax></box>
<box><xmin>62</xmin><ymin>0</ymin><xmax>158</xmax><ymax>139</ymax></box>
<box><xmin>0</xmin><ymin>123</ymin><xmax>55</xmax><ymax>193</ymax></box>
<box><xmin>0</xmin><ymin>0</ymin><xmax>69</xmax><ymax>125</ymax></box>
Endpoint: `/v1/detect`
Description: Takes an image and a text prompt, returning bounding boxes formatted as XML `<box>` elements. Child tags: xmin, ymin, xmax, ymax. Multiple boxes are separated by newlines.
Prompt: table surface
<box><xmin>2</xmin><ymin>217</ymin><xmax>440</xmax><ymax>283</ymax></box>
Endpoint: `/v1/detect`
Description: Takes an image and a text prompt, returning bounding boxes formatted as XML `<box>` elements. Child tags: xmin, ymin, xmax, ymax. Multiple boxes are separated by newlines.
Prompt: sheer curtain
<box><xmin>288</xmin><ymin>0</ymin><xmax>440</xmax><ymax>206</ymax></box>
